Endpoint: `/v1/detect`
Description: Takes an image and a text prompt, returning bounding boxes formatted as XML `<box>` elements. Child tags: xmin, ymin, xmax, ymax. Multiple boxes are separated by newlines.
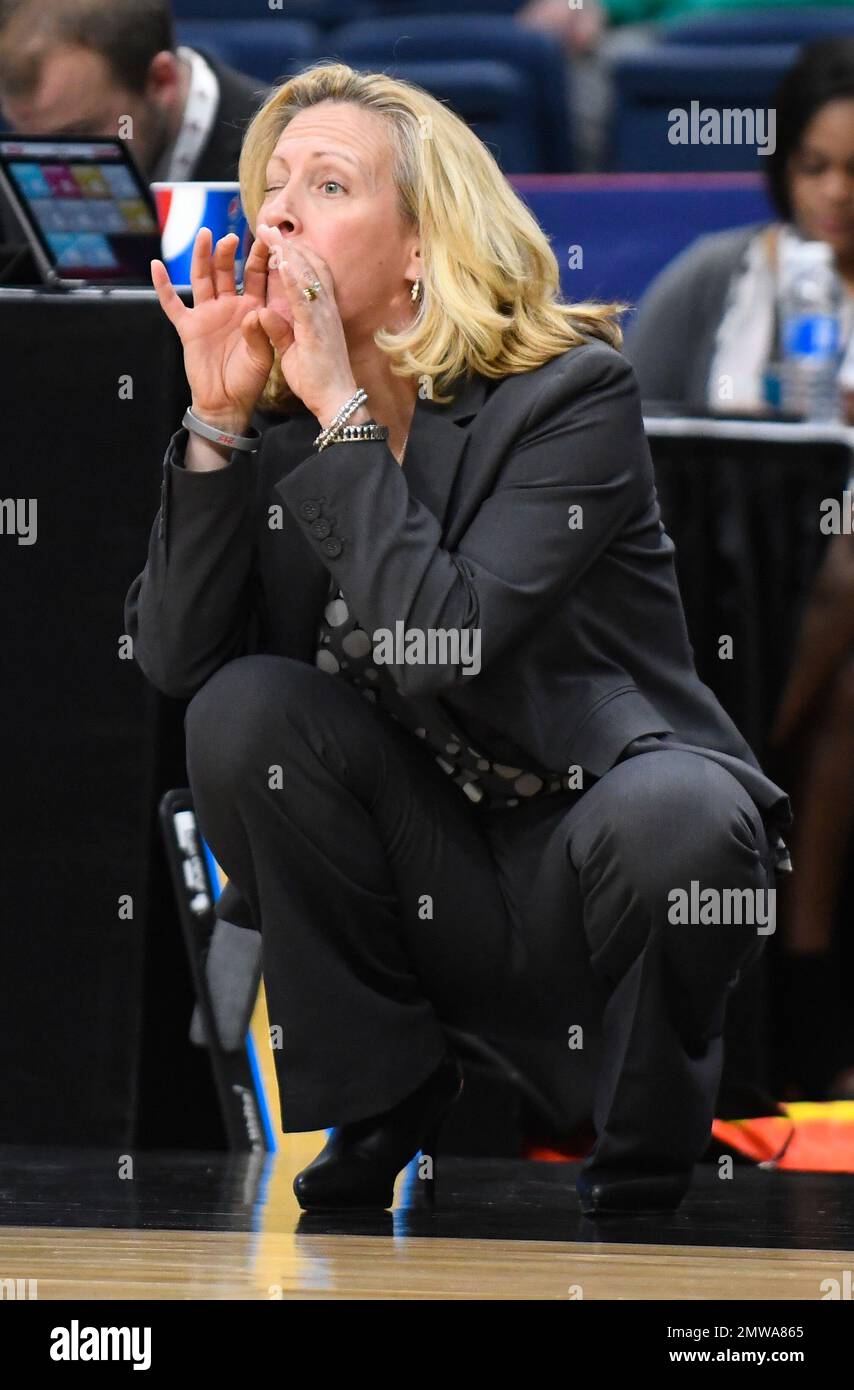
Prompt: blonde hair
<box><xmin>238</xmin><ymin>60</ymin><xmax>627</xmax><ymax>410</ymax></box>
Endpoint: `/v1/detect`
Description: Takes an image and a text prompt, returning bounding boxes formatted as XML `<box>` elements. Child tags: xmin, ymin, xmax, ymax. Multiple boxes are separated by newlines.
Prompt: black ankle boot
<box><xmin>576</xmin><ymin>1165</ymin><xmax>693</xmax><ymax>1217</ymax></box>
<box><xmin>293</xmin><ymin>1052</ymin><xmax>464</xmax><ymax>1211</ymax></box>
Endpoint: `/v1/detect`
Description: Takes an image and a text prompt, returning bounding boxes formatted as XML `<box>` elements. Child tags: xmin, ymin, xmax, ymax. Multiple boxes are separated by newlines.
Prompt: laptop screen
<box><xmin>0</xmin><ymin>136</ymin><xmax>160</xmax><ymax>284</ymax></box>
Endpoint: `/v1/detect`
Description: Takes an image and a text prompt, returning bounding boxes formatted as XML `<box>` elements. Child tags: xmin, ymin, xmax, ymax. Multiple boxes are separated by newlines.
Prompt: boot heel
<box><xmin>294</xmin><ymin>1052</ymin><xmax>464</xmax><ymax>1212</ymax></box>
<box><xmin>418</xmin><ymin>1082</ymin><xmax>461</xmax><ymax>1204</ymax></box>
<box><xmin>419</xmin><ymin>1115</ymin><xmax>443</xmax><ymax>1204</ymax></box>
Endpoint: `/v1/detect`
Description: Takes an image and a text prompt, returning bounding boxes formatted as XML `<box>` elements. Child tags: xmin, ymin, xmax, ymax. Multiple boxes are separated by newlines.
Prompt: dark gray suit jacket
<box><xmin>124</xmin><ymin>339</ymin><xmax>790</xmax><ymax>922</ymax></box>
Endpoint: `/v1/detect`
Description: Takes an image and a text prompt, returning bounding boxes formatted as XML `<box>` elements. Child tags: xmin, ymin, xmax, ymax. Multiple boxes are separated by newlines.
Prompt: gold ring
<box><xmin>302</xmin><ymin>280</ymin><xmax>322</xmax><ymax>302</ymax></box>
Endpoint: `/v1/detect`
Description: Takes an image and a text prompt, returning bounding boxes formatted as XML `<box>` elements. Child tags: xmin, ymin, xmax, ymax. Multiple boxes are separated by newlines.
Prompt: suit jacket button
<box><xmin>299</xmin><ymin>500</ymin><xmax>321</xmax><ymax>521</ymax></box>
<box><xmin>310</xmin><ymin>518</ymin><xmax>332</xmax><ymax>539</ymax></box>
<box><xmin>322</xmin><ymin>537</ymin><xmax>343</xmax><ymax>558</ymax></box>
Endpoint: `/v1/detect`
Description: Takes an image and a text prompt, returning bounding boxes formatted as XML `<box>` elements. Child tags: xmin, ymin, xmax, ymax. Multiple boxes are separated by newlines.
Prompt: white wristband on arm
<box><xmin>183</xmin><ymin>406</ymin><xmax>261</xmax><ymax>453</ymax></box>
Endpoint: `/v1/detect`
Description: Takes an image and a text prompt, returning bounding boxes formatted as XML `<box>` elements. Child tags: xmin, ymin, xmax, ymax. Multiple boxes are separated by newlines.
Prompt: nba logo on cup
<box><xmin>151</xmin><ymin>181</ymin><xmax>251</xmax><ymax>286</ymax></box>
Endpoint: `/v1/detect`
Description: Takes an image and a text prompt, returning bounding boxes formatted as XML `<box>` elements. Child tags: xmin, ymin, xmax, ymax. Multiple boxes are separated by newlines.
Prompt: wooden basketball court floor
<box><xmin>1</xmin><ymin>1142</ymin><xmax>852</xmax><ymax>1299</ymax></box>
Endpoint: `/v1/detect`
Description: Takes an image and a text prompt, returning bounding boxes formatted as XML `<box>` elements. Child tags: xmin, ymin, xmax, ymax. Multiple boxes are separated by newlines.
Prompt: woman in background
<box><xmin>626</xmin><ymin>38</ymin><xmax>854</xmax><ymax>1100</ymax></box>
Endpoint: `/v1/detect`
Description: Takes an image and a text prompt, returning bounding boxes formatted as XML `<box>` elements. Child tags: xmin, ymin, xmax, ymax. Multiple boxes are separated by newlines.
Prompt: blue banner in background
<box><xmin>510</xmin><ymin>173</ymin><xmax>774</xmax><ymax>321</ymax></box>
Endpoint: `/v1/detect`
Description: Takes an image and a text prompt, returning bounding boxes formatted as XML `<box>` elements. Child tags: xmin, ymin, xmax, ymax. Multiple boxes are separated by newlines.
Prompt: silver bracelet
<box><xmin>314</xmin><ymin>388</ymin><xmax>367</xmax><ymax>450</ymax></box>
<box><xmin>183</xmin><ymin>406</ymin><xmax>261</xmax><ymax>452</ymax></box>
<box><xmin>323</xmin><ymin>422</ymin><xmax>389</xmax><ymax>448</ymax></box>
<box><xmin>313</xmin><ymin>387</ymin><xmax>368</xmax><ymax>450</ymax></box>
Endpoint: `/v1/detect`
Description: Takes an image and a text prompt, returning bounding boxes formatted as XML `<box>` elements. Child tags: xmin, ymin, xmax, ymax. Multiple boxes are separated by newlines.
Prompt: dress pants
<box><xmin>184</xmin><ymin>653</ymin><xmax>777</xmax><ymax>1180</ymax></box>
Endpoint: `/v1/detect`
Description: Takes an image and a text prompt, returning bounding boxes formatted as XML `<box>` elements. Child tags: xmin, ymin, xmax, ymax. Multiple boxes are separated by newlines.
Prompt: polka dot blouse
<box><xmin>314</xmin><ymin>578</ymin><xmax>585</xmax><ymax>810</ymax></box>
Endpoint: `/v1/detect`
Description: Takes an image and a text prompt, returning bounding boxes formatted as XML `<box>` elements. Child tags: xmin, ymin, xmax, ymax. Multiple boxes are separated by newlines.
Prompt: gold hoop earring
<box><xmin>410</xmin><ymin>277</ymin><xmax>422</xmax><ymax>302</ymax></box>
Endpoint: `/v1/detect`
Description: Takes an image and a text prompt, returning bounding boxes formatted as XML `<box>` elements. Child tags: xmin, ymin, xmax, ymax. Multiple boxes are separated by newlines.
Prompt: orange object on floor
<box><xmin>711</xmin><ymin>1101</ymin><xmax>854</xmax><ymax>1172</ymax></box>
<box><xmin>521</xmin><ymin>1103</ymin><xmax>854</xmax><ymax>1171</ymax></box>
<box><xmin>522</xmin><ymin>1122</ymin><xmax>596</xmax><ymax>1163</ymax></box>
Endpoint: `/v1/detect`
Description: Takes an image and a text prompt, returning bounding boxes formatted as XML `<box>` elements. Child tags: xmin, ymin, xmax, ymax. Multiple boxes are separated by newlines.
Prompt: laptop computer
<box><xmin>0</xmin><ymin>135</ymin><xmax>161</xmax><ymax>289</ymax></box>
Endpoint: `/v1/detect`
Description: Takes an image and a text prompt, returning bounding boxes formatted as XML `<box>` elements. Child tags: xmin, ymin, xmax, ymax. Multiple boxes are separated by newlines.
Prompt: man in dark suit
<box><xmin>0</xmin><ymin>0</ymin><xmax>266</xmax><ymax>243</ymax></box>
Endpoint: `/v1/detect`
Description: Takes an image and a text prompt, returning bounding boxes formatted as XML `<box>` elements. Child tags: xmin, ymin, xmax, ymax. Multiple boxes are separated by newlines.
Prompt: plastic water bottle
<box><xmin>779</xmin><ymin>240</ymin><xmax>844</xmax><ymax>421</ymax></box>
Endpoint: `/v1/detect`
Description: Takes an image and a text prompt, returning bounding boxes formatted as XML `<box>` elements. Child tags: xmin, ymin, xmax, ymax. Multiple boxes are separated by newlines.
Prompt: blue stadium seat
<box><xmin>172</xmin><ymin>0</ymin><xmax>374</xmax><ymax>21</ymax></box>
<box><xmin>328</xmin><ymin>16</ymin><xmax>574</xmax><ymax>172</ymax></box>
<box><xmin>370</xmin><ymin>0</ymin><xmax>520</xmax><ymax>11</ymax></box>
<box><xmin>377</xmin><ymin>60</ymin><xmax>539</xmax><ymax>173</ymax></box>
<box><xmin>609</xmin><ymin>44</ymin><xmax>798</xmax><ymax>173</ymax></box>
<box><xmin>661</xmin><ymin>6</ymin><xmax>854</xmax><ymax>45</ymax></box>
<box><xmin>175</xmin><ymin>19</ymin><xmax>320</xmax><ymax>83</ymax></box>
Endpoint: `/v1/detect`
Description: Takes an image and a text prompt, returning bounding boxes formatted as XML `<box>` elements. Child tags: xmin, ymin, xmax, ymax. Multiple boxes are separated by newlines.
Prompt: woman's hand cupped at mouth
<box><xmin>253</xmin><ymin>222</ymin><xmax>358</xmax><ymax>425</ymax></box>
<box><xmin>151</xmin><ymin>227</ymin><xmax>277</xmax><ymax>433</ymax></box>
